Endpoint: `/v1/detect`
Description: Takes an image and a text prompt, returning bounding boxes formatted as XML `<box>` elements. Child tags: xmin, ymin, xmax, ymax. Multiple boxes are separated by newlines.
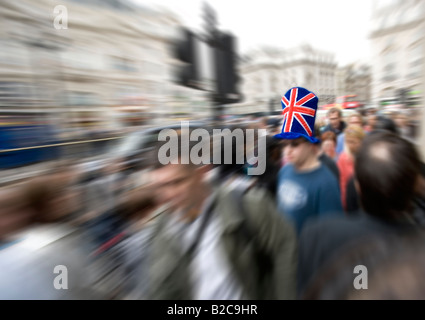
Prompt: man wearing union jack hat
<box><xmin>274</xmin><ymin>87</ymin><xmax>343</xmax><ymax>235</ymax></box>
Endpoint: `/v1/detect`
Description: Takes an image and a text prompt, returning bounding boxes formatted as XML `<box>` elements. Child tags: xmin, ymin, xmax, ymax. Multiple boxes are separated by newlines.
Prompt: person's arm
<box><xmin>318</xmin><ymin>172</ymin><xmax>344</xmax><ymax>217</ymax></box>
<box><xmin>345</xmin><ymin>177</ymin><xmax>360</xmax><ymax>215</ymax></box>
<box><xmin>336</xmin><ymin>134</ymin><xmax>345</xmax><ymax>155</ymax></box>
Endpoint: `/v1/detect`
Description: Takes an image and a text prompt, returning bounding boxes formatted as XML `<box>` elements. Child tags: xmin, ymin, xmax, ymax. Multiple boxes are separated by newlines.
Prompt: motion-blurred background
<box><xmin>0</xmin><ymin>0</ymin><xmax>424</xmax><ymax>184</ymax></box>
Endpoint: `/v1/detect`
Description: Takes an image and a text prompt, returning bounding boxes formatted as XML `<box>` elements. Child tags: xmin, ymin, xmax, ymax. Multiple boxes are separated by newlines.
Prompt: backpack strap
<box><xmin>185</xmin><ymin>199</ymin><xmax>217</xmax><ymax>258</ymax></box>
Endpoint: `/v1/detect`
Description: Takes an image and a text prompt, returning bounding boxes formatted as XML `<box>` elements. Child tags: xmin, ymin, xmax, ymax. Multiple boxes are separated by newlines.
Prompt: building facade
<box><xmin>0</xmin><ymin>0</ymin><xmax>210</xmax><ymax>135</ymax></box>
<box><xmin>234</xmin><ymin>45</ymin><xmax>337</xmax><ymax>115</ymax></box>
<box><xmin>369</xmin><ymin>0</ymin><xmax>425</xmax><ymax>110</ymax></box>
<box><xmin>335</xmin><ymin>62</ymin><xmax>372</xmax><ymax>106</ymax></box>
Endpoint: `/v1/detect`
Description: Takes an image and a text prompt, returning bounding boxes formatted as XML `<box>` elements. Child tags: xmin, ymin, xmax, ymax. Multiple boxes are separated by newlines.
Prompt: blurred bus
<box><xmin>321</xmin><ymin>95</ymin><xmax>364</xmax><ymax>111</ymax></box>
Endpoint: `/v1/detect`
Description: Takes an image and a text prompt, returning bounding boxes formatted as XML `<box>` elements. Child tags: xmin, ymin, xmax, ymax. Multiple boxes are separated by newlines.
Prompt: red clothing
<box><xmin>337</xmin><ymin>152</ymin><xmax>354</xmax><ymax>210</ymax></box>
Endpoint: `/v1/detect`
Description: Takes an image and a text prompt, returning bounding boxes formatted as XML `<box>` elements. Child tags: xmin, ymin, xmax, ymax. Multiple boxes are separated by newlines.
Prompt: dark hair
<box><xmin>354</xmin><ymin>131</ymin><xmax>421</xmax><ymax>219</ymax></box>
<box><xmin>320</xmin><ymin>131</ymin><xmax>337</xmax><ymax>144</ymax></box>
<box><xmin>372</xmin><ymin>116</ymin><xmax>399</xmax><ymax>135</ymax></box>
<box><xmin>327</xmin><ymin>108</ymin><xmax>342</xmax><ymax>117</ymax></box>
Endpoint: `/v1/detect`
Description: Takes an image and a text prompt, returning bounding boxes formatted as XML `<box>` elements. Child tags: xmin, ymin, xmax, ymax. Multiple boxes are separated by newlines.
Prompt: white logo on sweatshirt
<box><xmin>279</xmin><ymin>180</ymin><xmax>307</xmax><ymax>210</ymax></box>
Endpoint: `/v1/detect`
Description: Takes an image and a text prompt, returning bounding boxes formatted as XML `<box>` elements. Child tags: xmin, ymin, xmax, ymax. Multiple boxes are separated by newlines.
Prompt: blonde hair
<box><xmin>347</xmin><ymin>112</ymin><xmax>363</xmax><ymax>125</ymax></box>
<box><xmin>345</xmin><ymin>125</ymin><xmax>366</xmax><ymax>141</ymax></box>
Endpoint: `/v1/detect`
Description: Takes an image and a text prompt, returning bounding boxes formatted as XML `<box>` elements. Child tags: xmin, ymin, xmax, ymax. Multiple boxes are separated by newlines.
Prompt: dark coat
<box><xmin>297</xmin><ymin>212</ymin><xmax>421</xmax><ymax>297</ymax></box>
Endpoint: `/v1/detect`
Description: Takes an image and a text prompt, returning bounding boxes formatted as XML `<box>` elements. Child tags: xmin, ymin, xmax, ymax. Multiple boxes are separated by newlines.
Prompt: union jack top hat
<box><xmin>274</xmin><ymin>87</ymin><xmax>320</xmax><ymax>144</ymax></box>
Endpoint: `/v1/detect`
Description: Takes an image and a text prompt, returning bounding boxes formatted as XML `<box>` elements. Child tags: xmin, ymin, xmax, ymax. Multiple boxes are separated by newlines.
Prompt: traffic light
<box><xmin>174</xmin><ymin>28</ymin><xmax>200</xmax><ymax>89</ymax></box>
<box><xmin>214</xmin><ymin>32</ymin><xmax>241</xmax><ymax>104</ymax></box>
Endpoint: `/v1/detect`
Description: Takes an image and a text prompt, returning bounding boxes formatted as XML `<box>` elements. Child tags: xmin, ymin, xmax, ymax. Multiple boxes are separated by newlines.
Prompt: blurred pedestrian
<box><xmin>336</xmin><ymin>125</ymin><xmax>365</xmax><ymax>211</ymax></box>
<box><xmin>320</xmin><ymin>131</ymin><xmax>338</xmax><ymax>162</ymax></box>
<box><xmin>0</xmin><ymin>168</ymin><xmax>103</xmax><ymax>299</ymax></box>
<box><xmin>363</xmin><ymin>114</ymin><xmax>378</xmax><ymax>133</ymax></box>
<box><xmin>303</xmin><ymin>232</ymin><xmax>425</xmax><ymax>299</ymax></box>
<box><xmin>321</xmin><ymin>108</ymin><xmax>347</xmax><ymax>137</ymax></box>
<box><xmin>118</xmin><ymin>134</ymin><xmax>297</xmax><ymax>300</ymax></box>
<box><xmin>336</xmin><ymin>112</ymin><xmax>363</xmax><ymax>155</ymax></box>
<box><xmin>345</xmin><ymin>115</ymin><xmax>414</xmax><ymax>215</ymax></box>
<box><xmin>275</xmin><ymin>88</ymin><xmax>343</xmax><ymax>235</ymax></box>
<box><xmin>314</xmin><ymin>129</ymin><xmax>340</xmax><ymax>184</ymax></box>
<box><xmin>394</xmin><ymin>112</ymin><xmax>414</xmax><ymax>142</ymax></box>
<box><xmin>298</xmin><ymin>131</ymin><xmax>424</xmax><ymax>297</ymax></box>
<box><xmin>373</xmin><ymin>115</ymin><xmax>399</xmax><ymax>134</ymax></box>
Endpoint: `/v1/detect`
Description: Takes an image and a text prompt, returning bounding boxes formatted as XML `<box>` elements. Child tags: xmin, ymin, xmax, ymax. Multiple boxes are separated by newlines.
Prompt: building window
<box><xmin>111</xmin><ymin>56</ymin><xmax>138</xmax><ymax>72</ymax></box>
<box><xmin>407</xmin><ymin>44</ymin><xmax>423</xmax><ymax>79</ymax></box>
<box><xmin>0</xmin><ymin>81</ymin><xmax>35</xmax><ymax>107</ymax></box>
<box><xmin>66</xmin><ymin>92</ymin><xmax>102</xmax><ymax>106</ymax></box>
<box><xmin>381</xmin><ymin>50</ymin><xmax>398</xmax><ymax>82</ymax></box>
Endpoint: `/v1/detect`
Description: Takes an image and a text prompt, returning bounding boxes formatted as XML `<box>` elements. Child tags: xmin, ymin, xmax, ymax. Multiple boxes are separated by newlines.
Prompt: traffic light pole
<box><xmin>213</xmin><ymin>101</ymin><xmax>223</xmax><ymax>124</ymax></box>
<box><xmin>203</xmin><ymin>4</ymin><xmax>221</xmax><ymax>124</ymax></box>
<box><xmin>211</xmin><ymin>92</ymin><xmax>224</xmax><ymax>124</ymax></box>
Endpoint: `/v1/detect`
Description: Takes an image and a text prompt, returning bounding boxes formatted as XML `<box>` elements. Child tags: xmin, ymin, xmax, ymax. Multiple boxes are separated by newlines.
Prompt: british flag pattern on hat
<box><xmin>274</xmin><ymin>87</ymin><xmax>320</xmax><ymax>144</ymax></box>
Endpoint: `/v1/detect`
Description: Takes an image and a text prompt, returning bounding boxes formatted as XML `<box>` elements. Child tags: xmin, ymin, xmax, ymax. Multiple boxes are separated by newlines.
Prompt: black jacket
<box><xmin>321</xmin><ymin>121</ymin><xmax>347</xmax><ymax>137</ymax></box>
<box><xmin>297</xmin><ymin>212</ymin><xmax>421</xmax><ymax>297</ymax></box>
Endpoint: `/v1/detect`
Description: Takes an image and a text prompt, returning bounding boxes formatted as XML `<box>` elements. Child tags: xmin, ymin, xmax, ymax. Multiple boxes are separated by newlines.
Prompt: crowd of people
<box><xmin>1</xmin><ymin>87</ymin><xmax>425</xmax><ymax>300</ymax></box>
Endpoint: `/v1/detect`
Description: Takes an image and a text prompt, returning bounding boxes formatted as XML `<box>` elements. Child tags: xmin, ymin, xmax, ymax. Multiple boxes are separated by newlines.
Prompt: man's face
<box><xmin>329</xmin><ymin>112</ymin><xmax>341</xmax><ymax>129</ymax></box>
<box><xmin>368</xmin><ymin>115</ymin><xmax>377</xmax><ymax>128</ymax></box>
<box><xmin>154</xmin><ymin>164</ymin><xmax>202</xmax><ymax>213</ymax></box>
<box><xmin>349</xmin><ymin>116</ymin><xmax>362</xmax><ymax>127</ymax></box>
<box><xmin>283</xmin><ymin>138</ymin><xmax>315</xmax><ymax>169</ymax></box>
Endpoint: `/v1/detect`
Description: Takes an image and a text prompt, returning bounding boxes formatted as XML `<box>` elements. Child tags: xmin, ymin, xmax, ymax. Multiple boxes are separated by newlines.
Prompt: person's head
<box><xmin>366</xmin><ymin>108</ymin><xmax>377</xmax><ymax>116</ymax></box>
<box><xmin>372</xmin><ymin>115</ymin><xmax>399</xmax><ymax>135</ymax></box>
<box><xmin>394</xmin><ymin>113</ymin><xmax>408</xmax><ymax>129</ymax></box>
<box><xmin>283</xmin><ymin>138</ymin><xmax>319</xmax><ymax>170</ymax></box>
<box><xmin>327</xmin><ymin>108</ymin><xmax>342</xmax><ymax>130</ymax></box>
<box><xmin>154</xmin><ymin>163</ymin><xmax>209</xmax><ymax>220</ymax></box>
<box><xmin>344</xmin><ymin>125</ymin><xmax>365</xmax><ymax>156</ymax></box>
<box><xmin>367</xmin><ymin>114</ymin><xmax>378</xmax><ymax>130</ymax></box>
<box><xmin>0</xmin><ymin>187</ymin><xmax>33</xmax><ymax>240</ymax></box>
<box><xmin>354</xmin><ymin>131</ymin><xmax>421</xmax><ymax>220</ymax></box>
<box><xmin>321</xmin><ymin>131</ymin><xmax>337</xmax><ymax>144</ymax></box>
<box><xmin>23</xmin><ymin>169</ymin><xmax>80</xmax><ymax>223</ymax></box>
<box><xmin>347</xmin><ymin>112</ymin><xmax>363</xmax><ymax>127</ymax></box>
<box><xmin>152</xmin><ymin>134</ymin><xmax>212</xmax><ymax>220</ymax></box>
<box><xmin>320</xmin><ymin>131</ymin><xmax>337</xmax><ymax>158</ymax></box>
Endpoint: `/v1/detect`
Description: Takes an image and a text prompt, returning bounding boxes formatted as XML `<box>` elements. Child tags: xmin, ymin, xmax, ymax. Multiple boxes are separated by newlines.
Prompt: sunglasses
<box><xmin>283</xmin><ymin>139</ymin><xmax>308</xmax><ymax>148</ymax></box>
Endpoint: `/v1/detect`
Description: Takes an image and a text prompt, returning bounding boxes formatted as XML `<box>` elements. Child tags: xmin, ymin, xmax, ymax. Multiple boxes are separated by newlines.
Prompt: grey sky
<box><xmin>134</xmin><ymin>0</ymin><xmax>374</xmax><ymax>66</ymax></box>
